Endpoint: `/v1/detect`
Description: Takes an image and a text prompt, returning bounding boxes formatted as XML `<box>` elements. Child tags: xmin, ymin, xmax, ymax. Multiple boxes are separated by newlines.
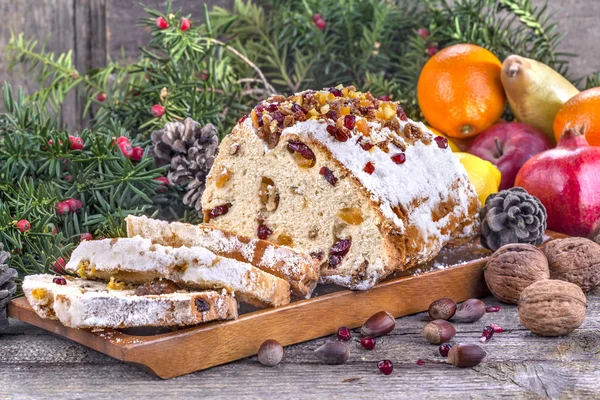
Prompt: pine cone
<box><xmin>0</xmin><ymin>243</ymin><xmax>17</xmax><ymax>332</ymax></box>
<box><xmin>150</xmin><ymin>118</ymin><xmax>219</xmax><ymax>212</ymax></box>
<box><xmin>479</xmin><ymin>187</ymin><xmax>547</xmax><ymax>252</ymax></box>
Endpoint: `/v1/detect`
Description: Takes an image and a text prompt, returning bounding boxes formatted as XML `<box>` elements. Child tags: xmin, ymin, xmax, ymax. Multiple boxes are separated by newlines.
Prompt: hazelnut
<box><xmin>544</xmin><ymin>237</ymin><xmax>600</xmax><ymax>293</ymax></box>
<box><xmin>484</xmin><ymin>243</ymin><xmax>549</xmax><ymax>304</ymax></box>
<box><xmin>361</xmin><ymin>311</ymin><xmax>396</xmax><ymax>337</ymax></box>
<box><xmin>314</xmin><ymin>340</ymin><xmax>350</xmax><ymax>365</ymax></box>
<box><xmin>518</xmin><ymin>279</ymin><xmax>586</xmax><ymax>337</ymax></box>
<box><xmin>428</xmin><ymin>298</ymin><xmax>456</xmax><ymax>320</ymax></box>
<box><xmin>453</xmin><ymin>299</ymin><xmax>486</xmax><ymax>323</ymax></box>
<box><xmin>257</xmin><ymin>339</ymin><xmax>284</xmax><ymax>366</ymax></box>
<box><xmin>448</xmin><ymin>343</ymin><xmax>487</xmax><ymax>368</ymax></box>
<box><xmin>423</xmin><ymin>320</ymin><xmax>456</xmax><ymax>344</ymax></box>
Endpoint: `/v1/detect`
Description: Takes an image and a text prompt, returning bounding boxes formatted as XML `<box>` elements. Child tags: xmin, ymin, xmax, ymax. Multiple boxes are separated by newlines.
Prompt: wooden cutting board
<box><xmin>8</xmin><ymin>232</ymin><xmax>564</xmax><ymax>379</ymax></box>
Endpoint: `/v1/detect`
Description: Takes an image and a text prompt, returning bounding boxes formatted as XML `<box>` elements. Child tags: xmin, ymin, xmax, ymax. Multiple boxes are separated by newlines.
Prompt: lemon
<box><xmin>454</xmin><ymin>152</ymin><xmax>501</xmax><ymax>205</ymax></box>
<box><xmin>426</xmin><ymin>125</ymin><xmax>460</xmax><ymax>152</ymax></box>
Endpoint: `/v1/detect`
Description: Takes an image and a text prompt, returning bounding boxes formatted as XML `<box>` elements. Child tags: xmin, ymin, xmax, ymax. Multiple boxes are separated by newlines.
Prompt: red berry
<box><xmin>16</xmin><ymin>219</ymin><xmax>30</xmax><ymax>233</ymax></box>
<box><xmin>426</xmin><ymin>45</ymin><xmax>439</xmax><ymax>56</ymax></box>
<box><xmin>154</xmin><ymin>176</ymin><xmax>169</xmax><ymax>192</ymax></box>
<box><xmin>52</xmin><ymin>277</ymin><xmax>67</xmax><ymax>286</ymax></box>
<box><xmin>80</xmin><ymin>232</ymin><xmax>93</xmax><ymax>241</ymax></box>
<box><xmin>378</xmin><ymin>95</ymin><xmax>391</xmax><ymax>101</ymax></box>
<box><xmin>489</xmin><ymin>323</ymin><xmax>504</xmax><ymax>333</ymax></box>
<box><xmin>417</xmin><ymin>28</ymin><xmax>430</xmax><ymax>39</ymax></box>
<box><xmin>336</xmin><ymin>327</ymin><xmax>351</xmax><ymax>341</ymax></box>
<box><xmin>416</xmin><ymin>359</ymin><xmax>425</xmax><ymax>366</ymax></box>
<box><xmin>118</xmin><ymin>142</ymin><xmax>133</xmax><ymax>157</ymax></box>
<box><xmin>65</xmin><ymin>198</ymin><xmax>82</xmax><ymax>212</ymax></box>
<box><xmin>257</xmin><ymin>224</ymin><xmax>273</xmax><ymax>240</ymax></box>
<box><xmin>360</xmin><ymin>337</ymin><xmax>376</xmax><ymax>350</ymax></box>
<box><xmin>312</xmin><ymin>13</ymin><xmax>323</xmax><ymax>23</ymax></box>
<box><xmin>486</xmin><ymin>305</ymin><xmax>501</xmax><ymax>313</ymax></box>
<box><xmin>378</xmin><ymin>360</ymin><xmax>393</xmax><ymax>375</ymax></box>
<box><xmin>130</xmin><ymin>146</ymin><xmax>144</xmax><ymax>161</ymax></box>
<box><xmin>97</xmin><ymin>93</ymin><xmax>107</xmax><ymax>101</ymax></box>
<box><xmin>480</xmin><ymin>326</ymin><xmax>495</xmax><ymax>343</ymax></box>
<box><xmin>69</xmin><ymin>136</ymin><xmax>84</xmax><ymax>150</ymax></box>
<box><xmin>64</xmin><ymin>174</ymin><xmax>73</xmax><ymax>181</ymax></box>
<box><xmin>156</xmin><ymin>16</ymin><xmax>168</xmax><ymax>29</ymax></box>
<box><xmin>363</xmin><ymin>162</ymin><xmax>375</xmax><ymax>174</ymax></box>
<box><xmin>434</xmin><ymin>136</ymin><xmax>448</xmax><ymax>149</ymax></box>
<box><xmin>315</xmin><ymin>18</ymin><xmax>327</xmax><ymax>30</ymax></box>
<box><xmin>53</xmin><ymin>257</ymin><xmax>67</xmax><ymax>274</ymax></box>
<box><xmin>151</xmin><ymin>104</ymin><xmax>165</xmax><ymax>118</ymax></box>
<box><xmin>344</xmin><ymin>115</ymin><xmax>356</xmax><ymax>130</ymax></box>
<box><xmin>55</xmin><ymin>201</ymin><xmax>71</xmax><ymax>215</ymax></box>
<box><xmin>180</xmin><ymin>18</ymin><xmax>191</xmax><ymax>31</ymax></box>
<box><xmin>50</xmin><ymin>224</ymin><xmax>58</xmax><ymax>235</ymax></box>
<box><xmin>439</xmin><ymin>343</ymin><xmax>452</xmax><ymax>357</ymax></box>
<box><xmin>117</xmin><ymin>136</ymin><xmax>130</xmax><ymax>145</ymax></box>
<box><xmin>391</xmin><ymin>153</ymin><xmax>406</xmax><ymax>164</ymax></box>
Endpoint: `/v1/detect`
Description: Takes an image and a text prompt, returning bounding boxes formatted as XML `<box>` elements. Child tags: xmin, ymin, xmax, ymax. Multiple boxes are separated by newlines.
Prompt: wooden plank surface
<box><xmin>2</xmin><ymin>291</ymin><xmax>600</xmax><ymax>399</ymax></box>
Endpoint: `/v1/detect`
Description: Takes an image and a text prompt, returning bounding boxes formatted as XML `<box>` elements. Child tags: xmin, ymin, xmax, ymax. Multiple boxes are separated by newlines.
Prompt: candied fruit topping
<box><xmin>326</xmin><ymin>125</ymin><xmax>350</xmax><ymax>142</ymax></box>
<box><xmin>338</xmin><ymin>207</ymin><xmax>364</xmax><ymax>225</ymax></box>
<box><xmin>356</xmin><ymin>118</ymin><xmax>370</xmax><ymax>136</ymax></box>
<box><xmin>434</xmin><ymin>136</ymin><xmax>449</xmax><ymax>149</ymax></box>
<box><xmin>363</xmin><ymin>162</ymin><xmax>375</xmax><ymax>175</ymax></box>
<box><xmin>391</xmin><ymin>153</ymin><xmax>406</xmax><ymax>164</ymax></box>
<box><xmin>319</xmin><ymin>166</ymin><xmax>338</xmax><ymax>186</ymax></box>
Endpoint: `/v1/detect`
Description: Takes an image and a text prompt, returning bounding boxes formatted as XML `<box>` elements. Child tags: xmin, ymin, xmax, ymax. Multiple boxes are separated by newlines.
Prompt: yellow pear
<box><xmin>501</xmin><ymin>55</ymin><xmax>579</xmax><ymax>144</ymax></box>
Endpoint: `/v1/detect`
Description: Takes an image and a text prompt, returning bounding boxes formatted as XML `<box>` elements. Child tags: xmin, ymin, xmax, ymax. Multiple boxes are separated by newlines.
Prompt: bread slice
<box><xmin>125</xmin><ymin>215</ymin><xmax>319</xmax><ymax>299</ymax></box>
<box><xmin>22</xmin><ymin>274</ymin><xmax>237</xmax><ymax>328</ymax></box>
<box><xmin>200</xmin><ymin>87</ymin><xmax>479</xmax><ymax>289</ymax></box>
<box><xmin>64</xmin><ymin>237</ymin><xmax>291</xmax><ymax>308</ymax></box>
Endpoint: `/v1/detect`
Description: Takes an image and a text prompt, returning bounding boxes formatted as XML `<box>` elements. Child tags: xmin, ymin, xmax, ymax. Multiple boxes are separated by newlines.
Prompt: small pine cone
<box><xmin>479</xmin><ymin>187</ymin><xmax>547</xmax><ymax>252</ymax></box>
<box><xmin>0</xmin><ymin>243</ymin><xmax>17</xmax><ymax>332</ymax></box>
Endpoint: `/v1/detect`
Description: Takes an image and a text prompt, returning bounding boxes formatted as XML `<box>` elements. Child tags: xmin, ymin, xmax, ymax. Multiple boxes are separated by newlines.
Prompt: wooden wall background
<box><xmin>0</xmin><ymin>0</ymin><xmax>598</xmax><ymax>131</ymax></box>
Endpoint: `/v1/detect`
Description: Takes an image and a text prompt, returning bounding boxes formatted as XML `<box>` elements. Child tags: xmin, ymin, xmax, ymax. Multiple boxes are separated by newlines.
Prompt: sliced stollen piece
<box><xmin>125</xmin><ymin>215</ymin><xmax>319</xmax><ymax>299</ymax></box>
<box><xmin>23</xmin><ymin>274</ymin><xmax>238</xmax><ymax>328</ymax></box>
<box><xmin>65</xmin><ymin>237</ymin><xmax>291</xmax><ymax>308</ymax></box>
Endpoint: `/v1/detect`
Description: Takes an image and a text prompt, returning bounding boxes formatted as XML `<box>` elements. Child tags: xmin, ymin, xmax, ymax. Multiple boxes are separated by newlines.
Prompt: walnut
<box><xmin>518</xmin><ymin>279</ymin><xmax>586</xmax><ymax>337</ymax></box>
<box><xmin>484</xmin><ymin>243</ymin><xmax>549</xmax><ymax>304</ymax></box>
<box><xmin>544</xmin><ymin>237</ymin><xmax>600</xmax><ymax>293</ymax></box>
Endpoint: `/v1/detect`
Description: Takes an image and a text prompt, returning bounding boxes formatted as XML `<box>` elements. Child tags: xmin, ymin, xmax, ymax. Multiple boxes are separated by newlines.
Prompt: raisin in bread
<box><xmin>64</xmin><ymin>237</ymin><xmax>291</xmax><ymax>307</ymax></box>
<box><xmin>201</xmin><ymin>86</ymin><xmax>479</xmax><ymax>290</ymax></box>
<box><xmin>125</xmin><ymin>215</ymin><xmax>319</xmax><ymax>298</ymax></box>
<box><xmin>22</xmin><ymin>274</ymin><xmax>237</xmax><ymax>328</ymax></box>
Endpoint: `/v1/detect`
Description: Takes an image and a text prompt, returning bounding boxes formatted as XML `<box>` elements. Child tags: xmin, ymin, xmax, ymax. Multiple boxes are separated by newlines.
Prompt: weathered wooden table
<box><xmin>1</xmin><ymin>293</ymin><xmax>599</xmax><ymax>399</ymax></box>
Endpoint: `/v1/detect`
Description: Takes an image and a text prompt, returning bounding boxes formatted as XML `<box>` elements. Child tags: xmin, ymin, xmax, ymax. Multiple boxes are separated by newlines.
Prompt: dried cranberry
<box><xmin>363</xmin><ymin>162</ymin><xmax>375</xmax><ymax>174</ymax></box>
<box><xmin>52</xmin><ymin>277</ymin><xmax>67</xmax><ymax>286</ymax></box>
<box><xmin>360</xmin><ymin>141</ymin><xmax>374</xmax><ymax>151</ymax></box>
<box><xmin>326</xmin><ymin>110</ymin><xmax>338</xmax><ymax>120</ymax></box>
<box><xmin>378</xmin><ymin>360</ymin><xmax>393</xmax><ymax>375</ymax></box>
<box><xmin>267</xmin><ymin>103</ymin><xmax>279</xmax><ymax>112</ymax></box>
<box><xmin>337</xmin><ymin>327</ymin><xmax>351</xmax><ymax>341</ymax></box>
<box><xmin>238</xmin><ymin>115</ymin><xmax>248</xmax><ymax>124</ymax></box>
<box><xmin>319</xmin><ymin>166</ymin><xmax>338</xmax><ymax>186</ymax></box>
<box><xmin>256</xmin><ymin>113</ymin><xmax>264</xmax><ymax>127</ymax></box>
<box><xmin>378</xmin><ymin>95</ymin><xmax>391</xmax><ymax>101</ymax></box>
<box><xmin>396</xmin><ymin>106</ymin><xmax>408</xmax><ymax>121</ymax></box>
<box><xmin>255</xmin><ymin>104</ymin><xmax>266</xmax><ymax>113</ymax></box>
<box><xmin>480</xmin><ymin>326</ymin><xmax>494</xmax><ymax>343</ymax></box>
<box><xmin>391</xmin><ymin>153</ymin><xmax>406</xmax><ymax>164</ymax></box>
<box><xmin>486</xmin><ymin>305</ymin><xmax>500</xmax><ymax>313</ymax></box>
<box><xmin>434</xmin><ymin>136</ymin><xmax>448</xmax><ymax>149</ymax></box>
<box><xmin>329</xmin><ymin>87</ymin><xmax>343</xmax><ymax>97</ymax></box>
<box><xmin>439</xmin><ymin>343</ymin><xmax>452</xmax><ymax>357</ymax></box>
<box><xmin>360</xmin><ymin>337</ymin><xmax>376</xmax><ymax>350</ymax></box>
<box><xmin>328</xmin><ymin>239</ymin><xmax>351</xmax><ymax>268</ymax></box>
<box><xmin>344</xmin><ymin>115</ymin><xmax>356</xmax><ymax>130</ymax></box>
<box><xmin>311</xmin><ymin>251</ymin><xmax>324</xmax><ymax>261</ymax></box>
<box><xmin>209</xmin><ymin>204</ymin><xmax>230</xmax><ymax>220</ymax></box>
<box><xmin>272</xmin><ymin>111</ymin><xmax>285</xmax><ymax>128</ymax></box>
<box><xmin>287</xmin><ymin>141</ymin><xmax>316</xmax><ymax>160</ymax></box>
<box><xmin>291</xmin><ymin>103</ymin><xmax>307</xmax><ymax>115</ymax></box>
<box><xmin>326</xmin><ymin>125</ymin><xmax>350</xmax><ymax>142</ymax></box>
<box><xmin>257</xmin><ymin>224</ymin><xmax>273</xmax><ymax>240</ymax></box>
<box><xmin>329</xmin><ymin>254</ymin><xmax>344</xmax><ymax>268</ymax></box>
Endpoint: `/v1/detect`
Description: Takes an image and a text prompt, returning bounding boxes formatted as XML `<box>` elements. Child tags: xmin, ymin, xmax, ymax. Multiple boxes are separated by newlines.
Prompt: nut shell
<box><xmin>361</xmin><ymin>311</ymin><xmax>396</xmax><ymax>337</ymax></box>
<box><xmin>428</xmin><ymin>298</ymin><xmax>457</xmax><ymax>320</ymax></box>
<box><xmin>484</xmin><ymin>243</ymin><xmax>550</xmax><ymax>304</ymax></box>
<box><xmin>448</xmin><ymin>343</ymin><xmax>487</xmax><ymax>368</ymax></box>
<box><xmin>423</xmin><ymin>320</ymin><xmax>456</xmax><ymax>344</ymax></box>
<box><xmin>314</xmin><ymin>340</ymin><xmax>350</xmax><ymax>365</ymax></box>
<box><xmin>453</xmin><ymin>299</ymin><xmax>486</xmax><ymax>323</ymax></box>
<box><xmin>257</xmin><ymin>339</ymin><xmax>284</xmax><ymax>366</ymax></box>
<box><xmin>544</xmin><ymin>237</ymin><xmax>600</xmax><ymax>293</ymax></box>
<box><xmin>518</xmin><ymin>279</ymin><xmax>586</xmax><ymax>337</ymax></box>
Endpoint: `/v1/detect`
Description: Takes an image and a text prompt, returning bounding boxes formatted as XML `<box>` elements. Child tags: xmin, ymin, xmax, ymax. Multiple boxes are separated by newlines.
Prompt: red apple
<box><xmin>468</xmin><ymin>122</ymin><xmax>552</xmax><ymax>190</ymax></box>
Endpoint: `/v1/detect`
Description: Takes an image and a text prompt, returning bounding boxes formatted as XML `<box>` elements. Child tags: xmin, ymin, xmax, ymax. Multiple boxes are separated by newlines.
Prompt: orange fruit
<box><xmin>417</xmin><ymin>44</ymin><xmax>506</xmax><ymax>139</ymax></box>
<box><xmin>553</xmin><ymin>87</ymin><xmax>600</xmax><ymax>146</ymax></box>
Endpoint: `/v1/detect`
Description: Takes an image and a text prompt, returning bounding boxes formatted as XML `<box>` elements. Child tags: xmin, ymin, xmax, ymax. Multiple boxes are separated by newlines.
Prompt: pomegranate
<box><xmin>515</xmin><ymin>126</ymin><xmax>600</xmax><ymax>237</ymax></box>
